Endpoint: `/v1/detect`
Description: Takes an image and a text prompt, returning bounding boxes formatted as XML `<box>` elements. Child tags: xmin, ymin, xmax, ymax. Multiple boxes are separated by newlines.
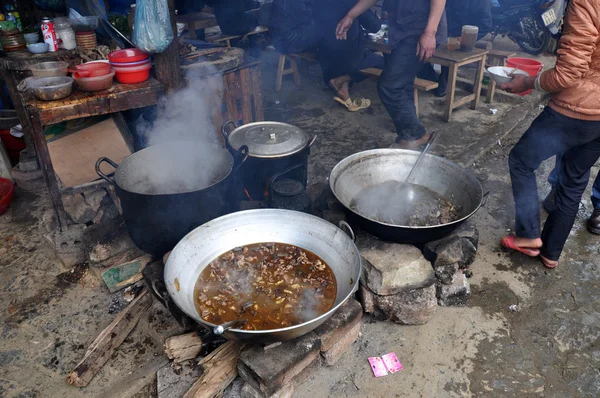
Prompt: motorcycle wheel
<box><xmin>514</xmin><ymin>17</ymin><xmax>551</xmax><ymax>55</ymax></box>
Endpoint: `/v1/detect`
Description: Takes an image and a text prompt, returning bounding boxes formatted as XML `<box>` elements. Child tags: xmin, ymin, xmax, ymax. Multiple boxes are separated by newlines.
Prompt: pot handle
<box><xmin>480</xmin><ymin>191</ymin><xmax>491</xmax><ymax>207</ymax></box>
<box><xmin>95</xmin><ymin>157</ymin><xmax>119</xmax><ymax>185</ymax></box>
<box><xmin>221</xmin><ymin>120</ymin><xmax>237</xmax><ymax>139</ymax></box>
<box><xmin>232</xmin><ymin>145</ymin><xmax>249</xmax><ymax>174</ymax></box>
<box><xmin>339</xmin><ymin>221</ymin><xmax>356</xmax><ymax>242</ymax></box>
<box><xmin>307</xmin><ymin>135</ymin><xmax>317</xmax><ymax>149</ymax></box>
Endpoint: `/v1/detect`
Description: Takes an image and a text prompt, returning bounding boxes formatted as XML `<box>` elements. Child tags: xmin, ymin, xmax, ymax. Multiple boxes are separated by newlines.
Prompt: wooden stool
<box><xmin>359</xmin><ymin>68</ymin><xmax>438</xmax><ymax>116</ymax></box>
<box><xmin>429</xmin><ymin>47</ymin><xmax>489</xmax><ymax>122</ymax></box>
<box><xmin>275</xmin><ymin>54</ymin><xmax>300</xmax><ymax>91</ymax></box>
<box><xmin>485</xmin><ymin>50</ymin><xmax>517</xmax><ymax>104</ymax></box>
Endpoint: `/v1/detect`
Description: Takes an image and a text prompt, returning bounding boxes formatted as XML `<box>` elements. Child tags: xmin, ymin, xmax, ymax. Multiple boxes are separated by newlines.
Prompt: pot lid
<box><xmin>227</xmin><ymin>122</ymin><xmax>309</xmax><ymax>158</ymax></box>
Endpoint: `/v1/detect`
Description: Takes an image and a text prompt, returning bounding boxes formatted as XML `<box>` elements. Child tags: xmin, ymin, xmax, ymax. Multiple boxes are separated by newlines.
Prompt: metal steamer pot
<box><xmin>330</xmin><ymin>149</ymin><xmax>488</xmax><ymax>243</ymax></box>
<box><xmin>222</xmin><ymin>121</ymin><xmax>317</xmax><ymax>201</ymax></box>
<box><xmin>96</xmin><ymin>141</ymin><xmax>248</xmax><ymax>256</ymax></box>
<box><xmin>164</xmin><ymin>209</ymin><xmax>362</xmax><ymax>342</ymax></box>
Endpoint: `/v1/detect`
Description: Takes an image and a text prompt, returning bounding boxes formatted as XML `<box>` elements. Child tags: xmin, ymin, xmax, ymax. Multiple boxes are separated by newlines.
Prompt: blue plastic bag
<box><xmin>133</xmin><ymin>0</ymin><xmax>174</xmax><ymax>53</ymax></box>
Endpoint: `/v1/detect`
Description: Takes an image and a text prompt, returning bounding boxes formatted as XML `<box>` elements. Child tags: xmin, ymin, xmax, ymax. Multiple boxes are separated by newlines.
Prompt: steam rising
<box><xmin>127</xmin><ymin>68</ymin><xmax>230</xmax><ymax>195</ymax></box>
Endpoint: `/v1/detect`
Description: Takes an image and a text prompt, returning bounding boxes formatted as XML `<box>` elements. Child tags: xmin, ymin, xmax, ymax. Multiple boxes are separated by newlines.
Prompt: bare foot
<box><xmin>540</xmin><ymin>254</ymin><xmax>558</xmax><ymax>269</ymax></box>
<box><xmin>513</xmin><ymin>237</ymin><xmax>543</xmax><ymax>249</ymax></box>
<box><xmin>330</xmin><ymin>75</ymin><xmax>351</xmax><ymax>101</ymax></box>
<box><xmin>391</xmin><ymin>133</ymin><xmax>431</xmax><ymax>150</ymax></box>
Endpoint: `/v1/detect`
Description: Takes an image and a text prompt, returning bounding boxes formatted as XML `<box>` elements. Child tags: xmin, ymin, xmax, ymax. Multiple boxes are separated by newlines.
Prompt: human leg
<box><xmin>541</xmin><ymin>138</ymin><xmax>600</xmax><ymax>261</ymax></box>
<box><xmin>377</xmin><ymin>36</ymin><xmax>426</xmax><ymax>143</ymax></box>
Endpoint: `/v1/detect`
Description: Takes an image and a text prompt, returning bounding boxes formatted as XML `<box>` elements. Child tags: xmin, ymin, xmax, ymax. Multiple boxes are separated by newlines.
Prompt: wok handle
<box><xmin>95</xmin><ymin>157</ymin><xmax>119</xmax><ymax>185</ymax></box>
<box><xmin>232</xmin><ymin>145</ymin><xmax>249</xmax><ymax>174</ymax></box>
<box><xmin>339</xmin><ymin>221</ymin><xmax>356</xmax><ymax>242</ymax></box>
<box><xmin>213</xmin><ymin>319</ymin><xmax>248</xmax><ymax>335</ymax></box>
<box><xmin>221</xmin><ymin>120</ymin><xmax>237</xmax><ymax>140</ymax></box>
<box><xmin>480</xmin><ymin>191</ymin><xmax>491</xmax><ymax>207</ymax></box>
<box><xmin>307</xmin><ymin>135</ymin><xmax>317</xmax><ymax>149</ymax></box>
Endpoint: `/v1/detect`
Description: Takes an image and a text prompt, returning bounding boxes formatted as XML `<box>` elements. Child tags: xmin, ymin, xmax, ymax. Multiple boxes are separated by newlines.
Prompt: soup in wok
<box><xmin>194</xmin><ymin>242</ymin><xmax>337</xmax><ymax>331</ymax></box>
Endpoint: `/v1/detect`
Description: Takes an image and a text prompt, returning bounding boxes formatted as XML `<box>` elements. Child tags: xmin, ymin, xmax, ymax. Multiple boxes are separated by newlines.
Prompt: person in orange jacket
<box><xmin>500</xmin><ymin>0</ymin><xmax>600</xmax><ymax>268</ymax></box>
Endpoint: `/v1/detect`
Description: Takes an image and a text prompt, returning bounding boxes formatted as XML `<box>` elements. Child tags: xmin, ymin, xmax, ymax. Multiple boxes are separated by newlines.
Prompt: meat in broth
<box><xmin>194</xmin><ymin>243</ymin><xmax>337</xmax><ymax>331</ymax></box>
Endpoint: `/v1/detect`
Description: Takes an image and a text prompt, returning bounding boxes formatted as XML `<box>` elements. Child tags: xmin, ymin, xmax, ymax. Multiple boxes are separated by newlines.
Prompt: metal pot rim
<box><xmin>165</xmin><ymin>209</ymin><xmax>362</xmax><ymax>337</ymax></box>
<box><xmin>329</xmin><ymin>148</ymin><xmax>485</xmax><ymax>229</ymax></box>
<box><xmin>114</xmin><ymin>141</ymin><xmax>235</xmax><ymax>196</ymax></box>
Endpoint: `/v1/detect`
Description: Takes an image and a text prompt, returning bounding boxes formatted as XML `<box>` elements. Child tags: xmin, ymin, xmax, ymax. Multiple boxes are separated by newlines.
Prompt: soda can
<box><xmin>41</xmin><ymin>17</ymin><xmax>58</xmax><ymax>52</ymax></box>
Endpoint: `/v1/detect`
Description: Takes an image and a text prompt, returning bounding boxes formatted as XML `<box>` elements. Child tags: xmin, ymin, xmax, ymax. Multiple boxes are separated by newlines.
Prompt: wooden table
<box><xmin>429</xmin><ymin>47</ymin><xmax>488</xmax><ymax>121</ymax></box>
<box><xmin>0</xmin><ymin>50</ymin><xmax>73</xmax><ymax>161</ymax></box>
<box><xmin>176</xmin><ymin>12</ymin><xmax>218</xmax><ymax>39</ymax></box>
<box><xmin>23</xmin><ymin>79</ymin><xmax>164</xmax><ymax>229</ymax></box>
<box><xmin>365</xmin><ymin>41</ymin><xmax>489</xmax><ymax>121</ymax></box>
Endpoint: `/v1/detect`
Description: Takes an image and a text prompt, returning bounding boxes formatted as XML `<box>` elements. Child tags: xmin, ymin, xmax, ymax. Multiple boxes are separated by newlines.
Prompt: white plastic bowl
<box><xmin>487</xmin><ymin>66</ymin><xmax>529</xmax><ymax>85</ymax></box>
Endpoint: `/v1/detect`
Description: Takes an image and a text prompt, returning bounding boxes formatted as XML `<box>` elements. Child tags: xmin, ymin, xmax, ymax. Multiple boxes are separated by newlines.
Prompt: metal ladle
<box><xmin>394</xmin><ymin>131</ymin><xmax>439</xmax><ymax>204</ymax></box>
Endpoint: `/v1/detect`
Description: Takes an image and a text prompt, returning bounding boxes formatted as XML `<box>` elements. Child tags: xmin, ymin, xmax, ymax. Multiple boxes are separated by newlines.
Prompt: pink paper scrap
<box><xmin>382</xmin><ymin>352</ymin><xmax>403</xmax><ymax>373</ymax></box>
<box><xmin>368</xmin><ymin>356</ymin><xmax>388</xmax><ymax>378</ymax></box>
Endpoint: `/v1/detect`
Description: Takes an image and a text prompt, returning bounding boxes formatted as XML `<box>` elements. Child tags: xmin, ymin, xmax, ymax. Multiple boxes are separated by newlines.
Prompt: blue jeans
<box><xmin>548</xmin><ymin>155</ymin><xmax>600</xmax><ymax>209</ymax></box>
<box><xmin>509</xmin><ymin>107</ymin><xmax>600</xmax><ymax>260</ymax></box>
<box><xmin>377</xmin><ymin>36</ymin><xmax>426</xmax><ymax>142</ymax></box>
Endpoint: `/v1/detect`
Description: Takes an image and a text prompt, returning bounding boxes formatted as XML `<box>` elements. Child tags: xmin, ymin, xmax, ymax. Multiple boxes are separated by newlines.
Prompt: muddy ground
<box><xmin>1</xmin><ymin>38</ymin><xmax>599</xmax><ymax>397</ymax></box>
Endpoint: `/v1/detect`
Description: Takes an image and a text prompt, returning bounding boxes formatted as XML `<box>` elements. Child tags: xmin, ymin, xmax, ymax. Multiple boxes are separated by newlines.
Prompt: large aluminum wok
<box><xmin>164</xmin><ymin>209</ymin><xmax>361</xmax><ymax>342</ymax></box>
<box><xmin>330</xmin><ymin>149</ymin><xmax>487</xmax><ymax>243</ymax></box>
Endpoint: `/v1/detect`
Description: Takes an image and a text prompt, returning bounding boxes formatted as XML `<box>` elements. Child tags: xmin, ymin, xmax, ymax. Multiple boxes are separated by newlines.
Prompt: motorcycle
<box><xmin>490</xmin><ymin>0</ymin><xmax>568</xmax><ymax>55</ymax></box>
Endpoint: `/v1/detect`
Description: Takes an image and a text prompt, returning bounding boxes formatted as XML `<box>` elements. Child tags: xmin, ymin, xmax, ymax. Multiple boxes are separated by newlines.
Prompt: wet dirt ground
<box><xmin>2</xmin><ymin>38</ymin><xmax>598</xmax><ymax>397</ymax></box>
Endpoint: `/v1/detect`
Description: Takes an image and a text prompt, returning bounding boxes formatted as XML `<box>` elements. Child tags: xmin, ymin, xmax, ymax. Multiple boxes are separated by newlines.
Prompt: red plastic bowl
<box><xmin>108</xmin><ymin>48</ymin><xmax>150</xmax><ymax>63</ymax></box>
<box><xmin>70</xmin><ymin>62</ymin><xmax>111</xmax><ymax>78</ymax></box>
<box><xmin>0</xmin><ymin>178</ymin><xmax>14</xmax><ymax>215</ymax></box>
<box><xmin>113</xmin><ymin>63</ymin><xmax>151</xmax><ymax>84</ymax></box>
<box><xmin>507</xmin><ymin>58</ymin><xmax>543</xmax><ymax>96</ymax></box>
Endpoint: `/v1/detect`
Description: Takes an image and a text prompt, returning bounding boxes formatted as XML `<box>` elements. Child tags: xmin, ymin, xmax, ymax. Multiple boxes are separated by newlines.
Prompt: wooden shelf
<box><xmin>25</xmin><ymin>78</ymin><xmax>163</xmax><ymax>125</ymax></box>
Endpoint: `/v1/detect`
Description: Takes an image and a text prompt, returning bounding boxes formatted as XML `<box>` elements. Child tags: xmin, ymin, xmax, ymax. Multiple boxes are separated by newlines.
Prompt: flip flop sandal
<box><xmin>501</xmin><ymin>235</ymin><xmax>541</xmax><ymax>257</ymax></box>
<box><xmin>540</xmin><ymin>256</ymin><xmax>559</xmax><ymax>269</ymax></box>
<box><xmin>333</xmin><ymin>97</ymin><xmax>371</xmax><ymax>112</ymax></box>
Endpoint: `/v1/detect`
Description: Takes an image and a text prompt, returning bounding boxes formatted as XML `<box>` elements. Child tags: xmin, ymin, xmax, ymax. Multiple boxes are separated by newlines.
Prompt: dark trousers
<box><xmin>508</xmin><ymin>106</ymin><xmax>600</xmax><ymax>260</ymax></box>
<box><xmin>548</xmin><ymin>155</ymin><xmax>600</xmax><ymax>209</ymax></box>
<box><xmin>377</xmin><ymin>36</ymin><xmax>426</xmax><ymax>141</ymax></box>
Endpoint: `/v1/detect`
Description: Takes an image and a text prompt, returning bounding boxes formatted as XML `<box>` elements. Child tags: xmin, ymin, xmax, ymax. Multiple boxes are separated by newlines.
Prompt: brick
<box><xmin>238</xmin><ymin>333</ymin><xmax>321</xmax><ymax>396</ymax></box>
<box><xmin>322</xmin><ymin>322</ymin><xmax>360</xmax><ymax>366</ymax></box>
<box><xmin>313</xmin><ymin>299</ymin><xmax>362</xmax><ymax>352</ymax></box>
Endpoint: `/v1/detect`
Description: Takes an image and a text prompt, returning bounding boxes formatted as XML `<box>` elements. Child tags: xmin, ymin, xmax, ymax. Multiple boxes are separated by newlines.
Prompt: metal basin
<box><xmin>330</xmin><ymin>149</ymin><xmax>486</xmax><ymax>243</ymax></box>
<box><xmin>164</xmin><ymin>209</ymin><xmax>362</xmax><ymax>342</ymax></box>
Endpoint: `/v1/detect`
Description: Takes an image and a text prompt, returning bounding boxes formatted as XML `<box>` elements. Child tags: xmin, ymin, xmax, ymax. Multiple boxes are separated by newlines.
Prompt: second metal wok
<box><xmin>329</xmin><ymin>149</ymin><xmax>487</xmax><ymax>243</ymax></box>
<box><xmin>164</xmin><ymin>209</ymin><xmax>362</xmax><ymax>342</ymax></box>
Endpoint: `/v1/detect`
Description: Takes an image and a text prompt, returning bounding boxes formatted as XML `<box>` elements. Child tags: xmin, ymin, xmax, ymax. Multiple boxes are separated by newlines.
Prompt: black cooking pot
<box><xmin>222</xmin><ymin>121</ymin><xmax>316</xmax><ymax>201</ymax></box>
<box><xmin>95</xmin><ymin>141</ymin><xmax>248</xmax><ymax>256</ymax></box>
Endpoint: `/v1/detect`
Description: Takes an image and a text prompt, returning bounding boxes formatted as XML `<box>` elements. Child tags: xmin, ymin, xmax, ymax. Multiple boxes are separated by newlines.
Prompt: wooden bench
<box><xmin>206</xmin><ymin>26</ymin><xmax>269</xmax><ymax>48</ymax></box>
<box><xmin>485</xmin><ymin>50</ymin><xmax>517</xmax><ymax>104</ymax></box>
<box><xmin>359</xmin><ymin>68</ymin><xmax>438</xmax><ymax>116</ymax></box>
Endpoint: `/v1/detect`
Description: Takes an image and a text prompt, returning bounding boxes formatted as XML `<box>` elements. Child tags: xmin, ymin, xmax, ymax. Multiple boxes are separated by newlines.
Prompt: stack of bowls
<box><xmin>0</xmin><ymin>28</ymin><xmax>26</xmax><ymax>52</ymax></box>
<box><xmin>70</xmin><ymin>60</ymin><xmax>114</xmax><ymax>92</ymax></box>
<box><xmin>75</xmin><ymin>30</ymin><xmax>97</xmax><ymax>50</ymax></box>
<box><xmin>108</xmin><ymin>48</ymin><xmax>151</xmax><ymax>84</ymax></box>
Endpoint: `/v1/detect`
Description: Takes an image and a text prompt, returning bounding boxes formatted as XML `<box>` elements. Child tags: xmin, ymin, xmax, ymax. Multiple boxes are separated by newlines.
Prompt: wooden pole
<box><xmin>154</xmin><ymin>0</ymin><xmax>182</xmax><ymax>93</ymax></box>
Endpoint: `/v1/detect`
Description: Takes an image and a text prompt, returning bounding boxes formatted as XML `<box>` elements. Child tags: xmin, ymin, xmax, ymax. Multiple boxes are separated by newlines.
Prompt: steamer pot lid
<box><xmin>227</xmin><ymin>122</ymin><xmax>309</xmax><ymax>158</ymax></box>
